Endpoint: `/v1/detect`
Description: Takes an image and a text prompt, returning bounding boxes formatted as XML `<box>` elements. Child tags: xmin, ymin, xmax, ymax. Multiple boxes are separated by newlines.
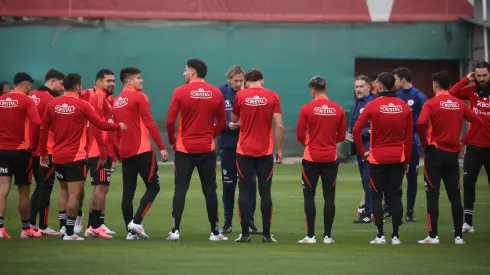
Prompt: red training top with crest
<box><xmin>417</xmin><ymin>91</ymin><xmax>483</xmax><ymax>153</ymax></box>
<box><xmin>353</xmin><ymin>93</ymin><xmax>413</xmax><ymax>164</ymax></box>
<box><xmin>166</xmin><ymin>79</ymin><xmax>226</xmax><ymax>153</ymax></box>
<box><xmin>296</xmin><ymin>95</ymin><xmax>346</xmax><ymax>162</ymax></box>
<box><xmin>87</xmin><ymin>89</ymin><xmax>117</xmax><ymax>159</ymax></box>
<box><xmin>39</xmin><ymin>92</ymin><xmax>120</xmax><ymax>164</ymax></box>
<box><xmin>232</xmin><ymin>87</ymin><xmax>281</xmax><ymax>157</ymax></box>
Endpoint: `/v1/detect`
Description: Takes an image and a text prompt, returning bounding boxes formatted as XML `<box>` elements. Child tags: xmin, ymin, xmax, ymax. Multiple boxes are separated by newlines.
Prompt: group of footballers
<box><xmin>0</xmin><ymin>59</ymin><xmax>488</xmax><ymax>244</ymax></box>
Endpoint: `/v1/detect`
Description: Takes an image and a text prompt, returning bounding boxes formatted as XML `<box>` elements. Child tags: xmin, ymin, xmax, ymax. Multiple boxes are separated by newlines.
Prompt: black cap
<box><xmin>13</xmin><ymin>72</ymin><xmax>34</xmax><ymax>85</ymax></box>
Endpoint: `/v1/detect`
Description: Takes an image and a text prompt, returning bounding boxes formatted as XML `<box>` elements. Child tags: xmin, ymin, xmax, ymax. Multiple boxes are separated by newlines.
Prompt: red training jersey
<box><xmin>113</xmin><ymin>87</ymin><xmax>165</xmax><ymax>160</ymax></box>
<box><xmin>232</xmin><ymin>87</ymin><xmax>281</xmax><ymax>157</ymax></box>
<box><xmin>0</xmin><ymin>90</ymin><xmax>41</xmax><ymax>151</ymax></box>
<box><xmin>353</xmin><ymin>92</ymin><xmax>413</xmax><ymax>164</ymax></box>
<box><xmin>417</xmin><ymin>91</ymin><xmax>483</xmax><ymax>153</ymax></box>
<box><xmin>449</xmin><ymin>76</ymin><xmax>490</xmax><ymax>147</ymax></box>
<box><xmin>81</xmin><ymin>89</ymin><xmax>95</xmax><ymax>102</ymax></box>
<box><xmin>296</xmin><ymin>95</ymin><xmax>346</xmax><ymax>162</ymax></box>
<box><xmin>87</xmin><ymin>89</ymin><xmax>116</xmax><ymax>159</ymax></box>
<box><xmin>166</xmin><ymin>79</ymin><xmax>226</xmax><ymax>153</ymax></box>
<box><xmin>29</xmin><ymin>89</ymin><xmax>55</xmax><ymax>156</ymax></box>
<box><xmin>39</xmin><ymin>92</ymin><xmax>121</xmax><ymax>164</ymax></box>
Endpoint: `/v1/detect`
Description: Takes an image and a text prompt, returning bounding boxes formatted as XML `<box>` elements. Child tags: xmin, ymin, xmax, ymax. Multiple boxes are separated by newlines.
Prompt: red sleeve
<box><xmin>273</xmin><ymin>93</ymin><xmax>282</xmax><ymax>114</ymax></box>
<box><xmin>416</xmin><ymin>102</ymin><xmax>431</xmax><ymax>147</ymax></box>
<box><xmin>353</xmin><ymin>103</ymin><xmax>371</xmax><ymax>156</ymax></box>
<box><xmin>449</xmin><ymin>77</ymin><xmax>471</xmax><ymax>100</ymax></box>
<box><xmin>26</xmin><ymin>98</ymin><xmax>42</xmax><ymax>150</ymax></box>
<box><xmin>82</xmin><ymin>102</ymin><xmax>120</xmax><ymax>131</ymax></box>
<box><xmin>39</xmin><ymin>104</ymin><xmax>53</xmax><ymax>157</ymax></box>
<box><xmin>296</xmin><ymin>106</ymin><xmax>307</xmax><ymax>145</ymax></box>
<box><xmin>89</xmin><ymin>95</ymin><xmax>109</xmax><ymax>158</ymax></box>
<box><xmin>138</xmin><ymin>94</ymin><xmax>165</xmax><ymax>150</ymax></box>
<box><xmin>213</xmin><ymin>93</ymin><xmax>226</xmax><ymax>138</ymax></box>
<box><xmin>336</xmin><ymin>108</ymin><xmax>347</xmax><ymax>143</ymax></box>
<box><xmin>461</xmin><ymin>104</ymin><xmax>484</xmax><ymax>144</ymax></box>
<box><xmin>166</xmin><ymin>90</ymin><xmax>180</xmax><ymax>145</ymax></box>
<box><xmin>404</xmin><ymin>108</ymin><xmax>414</xmax><ymax>164</ymax></box>
<box><xmin>231</xmin><ymin>93</ymin><xmax>241</xmax><ymax>117</ymax></box>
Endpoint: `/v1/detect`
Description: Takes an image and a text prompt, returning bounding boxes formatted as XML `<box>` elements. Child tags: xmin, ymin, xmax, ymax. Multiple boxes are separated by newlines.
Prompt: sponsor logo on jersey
<box><xmin>440</xmin><ymin>100</ymin><xmax>460</xmax><ymax>110</ymax></box>
<box><xmin>314</xmin><ymin>105</ymin><xmax>336</xmax><ymax>116</ymax></box>
<box><xmin>245</xmin><ymin>95</ymin><xmax>267</xmax><ymax>106</ymax></box>
<box><xmin>0</xmin><ymin>97</ymin><xmax>19</xmax><ymax>108</ymax></box>
<box><xmin>380</xmin><ymin>103</ymin><xmax>403</xmax><ymax>114</ymax></box>
<box><xmin>54</xmin><ymin>103</ymin><xmax>75</xmax><ymax>114</ymax></box>
<box><xmin>29</xmin><ymin>95</ymin><xmax>41</xmax><ymax>105</ymax></box>
<box><xmin>190</xmin><ymin>88</ymin><xmax>212</xmax><ymax>99</ymax></box>
<box><xmin>113</xmin><ymin>97</ymin><xmax>129</xmax><ymax>108</ymax></box>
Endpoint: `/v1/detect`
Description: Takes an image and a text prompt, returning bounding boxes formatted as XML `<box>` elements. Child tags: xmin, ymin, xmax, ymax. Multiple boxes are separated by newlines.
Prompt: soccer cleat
<box><xmin>370</xmin><ymin>236</ymin><xmax>386</xmax><ymax>244</ymax></box>
<box><xmin>354</xmin><ymin>214</ymin><xmax>373</xmax><ymax>224</ymax></box>
<box><xmin>418</xmin><ymin>236</ymin><xmax>440</xmax><ymax>244</ymax></box>
<box><xmin>21</xmin><ymin>228</ymin><xmax>42</xmax><ymax>239</ymax></box>
<box><xmin>84</xmin><ymin>226</ymin><xmax>113</xmax><ymax>239</ymax></box>
<box><xmin>126</xmin><ymin>232</ymin><xmax>139</xmax><ymax>240</ymax></box>
<box><xmin>220</xmin><ymin>221</ymin><xmax>232</xmax><ymax>234</ymax></box>
<box><xmin>100</xmin><ymin>224</ymin><xmax>116</xmax><ymax>235</ymax></box>
<box><xmin>209</xmin><ymin>232</ymin><xmax>228</xmax><ymax>241</ymax></box>
<box><xmin>356</xmin><ymin>207</ymin><xmax>364</xmax><ymax>217</ymax></box>
<box><xmin>455</xmin><ymin>237</ymin><xmax>465</xmax><ymax>244</ymax></box>
<box><xmin>166</xmin><ymin>230</ymin><xmax>180</xmax><ymax>241</ymax></box>
<box><xmin>39</xmin><ymin>227</ymin><xmax>61</xmax><ymax>236</ymax></box>
<box><xmin>262</xmin><ymin>235</ymin><xmax>277</xmax><ymax>243</ymax></box>
<box><xmin>234</xmin><ymin>234</ymin><xmax>251</xmax><ymax>242</ymax></box>
<box><xmin>249</xmin><ymin>221</ymin><xmax>262</xmax><ymax>235</ymax></box>
<box><xmin>60</xmin><ymin>226</ymin><xmax>66</xmax><ymax>235</ymax></box>
<box><xmin>323</xmin><ymin>236</ymin><xmax>335</xmax><ymax>244</ymax></box>
<box><xmin>391</xmin><ymin>237</ymin><xmax>401</xmax><ymax>245</ymax></box>
<box><xmin>74</xmin><ymin>213</ymin><xmax>84</xmax><ymax>234</ymax></box>
<box><xmin>462</xmin><ymin>223</ymin><xmax>474</xmax><ymax>233</ymax></box>
<box><xmin>0</xmin><ymin>227</ymin><xmax>12</xmax><ymax>239</ymax></box>
<box><xmin>127</xmin><ymin>220</ymin><xmax>149</xmax><ymax>240</ymax></box>
<box><xmin>298</xmin><ymin>236</ymin><xmax>316</xmax><ymax>244</ymax></box>
<box><xmin>62</xmin><ymin>233</ymin><xmax>84</xmax><ymax>241</ymax></box>
<box><xmin>30</xmin><ymin>224</ymin><xmax>39</xmax><ymax>232</ymax></box>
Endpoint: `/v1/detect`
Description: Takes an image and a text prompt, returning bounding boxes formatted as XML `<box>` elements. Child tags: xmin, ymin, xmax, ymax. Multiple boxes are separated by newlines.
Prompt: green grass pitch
<box><xmin>1</xmin><ymin>163</ymin><xmax>489</xmax><ymax>274</ymax></box>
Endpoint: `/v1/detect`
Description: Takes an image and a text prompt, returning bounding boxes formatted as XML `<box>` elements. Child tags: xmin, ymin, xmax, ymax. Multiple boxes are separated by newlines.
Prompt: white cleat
<box><xmin>370</xmin><ymin>236</ymin><xmax>386</xmax><ymax>244</ymax></box>
<box><xmin>74</xmin><ymin>213</ymin><xmax>84</xmax><ymax>234</ymax></box>
<box><xmin>127</xmin><ymin>220</ymin><xmax>149</xmax><ymax>239</ymax></box>
<box><xmin>418</xmin><ymin>236</ymin><xmax>440</xmax><ymax>244</ymax></box>
<box><xmin>324</xmin><ymin>236</ymin><xmax>335</xmax><ymax>244</ymax></box>
<box><xmin>209</xmin><ymin>232</ymin><xmax>228</xmax><ymax>241</ymax></box>
<box><xmin>100</xmin><ymin>224</ymin><xmax>116</xmax><ymax>235</ymax></box>
<box><xmin>60</xmin><ymin>226</ymin><xmax>66</xmax><ymax>235</ymax></box>
<box><xmin>455</xmin><ymin>237</ymin><xmax>465</xmax><ymax>244</ymax></box>
<box><xmin>62</xmin><ymin>233</ymin><xmax>84</xmax><ymax>241</ymax></box>
<box><xmin>167</xmin><ymin>230</ymin><xmax>180</xmax><ymax>241</ymax></box>
<box><xmin>84</xmin><ymin>227</ymin><xmax>96</xmax><ymax>237</ymax></box>
<box><xmin>126</xmin><ymin>232</ymin><xmax>140</xmax><ymax>240</ymax></box>
<box><xmin>39</xmin><ymin>227</ymin><xmax>60</xmax><ymax>236</ymax></box>
<box><xmin>462</xmin><ymin>223</ymin><xmax>474</xmax><ymax>233</ymax></box>
<box><xmin>298</xmin><ymin>236</ymin><xmax>316</xmax><ymax>244</ymax></box>
<box><xmin>391</xmin><ymin>237</ymin><xmax>401</xmax><ymax>245</ymax></box>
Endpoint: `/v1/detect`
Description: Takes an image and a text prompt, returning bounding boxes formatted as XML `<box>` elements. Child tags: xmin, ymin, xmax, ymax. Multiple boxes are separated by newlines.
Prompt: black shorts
<box><xmin>0</xmin><ymin>149</ymin><xmax>32</xmax><ymax>186</ymax></box>
<box><xmin>174</xmin><ymin>150</ymin><xmax>216</xmax><ymax>188</ymax></box>
<box><xmin>301</xmin><ymin>159</ymin><xmax>339</xmax><ymax>192</ymax></box>
<box><xmin>54</xmin><ymin>159</ymin><xmax>88</xmax><ymax>183</ymax></box>
<box><xmin>369</xmin><ymin>162</ymin><xmax>405</xmax><ymax>194</ymax></box>
<box><xmin>32</xmin><ymin>155</ymin><xmax>56</xmax><ymax>187</ymax></box>
<box><xmin>88</xmin><ymin>157</ymin><xmax>113</xmax><ymax>185</ymax></box>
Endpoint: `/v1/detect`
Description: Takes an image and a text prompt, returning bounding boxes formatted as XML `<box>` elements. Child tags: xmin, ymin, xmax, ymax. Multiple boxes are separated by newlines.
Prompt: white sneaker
<box><xmin>167</xmin><ymin>230</ymin><xmax>180</xmax><ymax>241</ymax></box>
<box><xmin>391</xmin><ymin>237</ymin><xmax>401</xmax><ymax>245</ymax></box>
<box><xmin>62</xmin><ymin>233</ymin><xmax>84</xmax><ymax>240</ymax></box>
<box><xmin>418</xmin><ymin>236</ymin><xmax>440</xmax><ymax>244</ymax></box>
<box><xmin>298</xmin><ymin>236</ymin><xmax>316</xmax><ymax>244</ymax></box>
<box><xmin>462</xmin><ymin>223</ymin><xmax>474</xmax><ymax>233</ymax></box>
<box><xmin>60</xmin><ymin>226</ymin><xmax>66</xmax><ymax>235</ymax></box>
<box><xmin>74</xmin><ymin>213</ymin><xmax>84</xmax><ymax>234</ymax></box>
<box><xmin>370</xmin><ymin>236</ymin><xmax>386</xmax><ymax>244</ymax></box>
<box><xmin>324</xmin><ymin>236</ymin><xmax>335</xmax><ymax>244</ymax></box>
<box><xmin>100</xmin><ymin>224</ymin><xmax>116</xmax><ymax>235</ymax></box>
<box><xmin>126</xmin><ymin>232</ymin><xmax>139</xmax><ymax>240</ymax></box>
<box><xmin>39</xmin><ymin>227</ymin><xmax>60</xmax><ymax>236</ymax></box>
<box><xmin>209</xmin><ymin>232</ymin><xmax>228</xmax><ymax>241</ymax></box>
<box><xmin>455</xmin><ymin>236</ymin><xmax>465</xmax><ymax>244</ymax></box>
<box><xmin>127</xmin><ymin>220</ymin><xmax>149</xmax><ymax>239</ymax></box>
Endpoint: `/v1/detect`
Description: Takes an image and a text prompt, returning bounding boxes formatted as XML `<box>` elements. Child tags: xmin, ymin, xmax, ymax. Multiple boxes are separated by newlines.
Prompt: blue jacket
<box><xmin>218</xmin><ymin>84</ymin><xmax>239</xmax><ymax>149</ymax></box>
<box><xmin>348</xmin><ymin>93</ymin><xmax>377</xmax><ymax>156</ymax></box>
<box><xmin>396</xmin><ymin>86</ymin><xmax>427</xmax><ymax>155</ymax></box>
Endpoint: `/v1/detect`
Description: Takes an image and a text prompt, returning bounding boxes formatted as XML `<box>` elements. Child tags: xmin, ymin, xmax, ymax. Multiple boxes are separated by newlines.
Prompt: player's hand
<box><xmin>229</xmin><ymin>122</ymin><xmax>239</xmax><ymax>130</ymax></box>
<box><xmin>467</xmin><ymin>72</ymin><xmax>475</xmax><ymax>82</ymax></box>
<box><xmin>459</xmin><ymin>144</ymin><xmax>466</xmax><ymax>158</ymax></box>
<box><xmin>404</xmin><ymin>163</ymin><xmax>410</xmax><ymax>174</ymax></box>
<box><xmin>275</xmin><ymin>150</ymin><xmax>283</xmax><ymax>164</ymax></box>
<box><xmin>97</xmin><ymin>157</ymin><xmax>107</xmax><ymax>169</ymax></box>
<box><xmin>363</xmin><ymin>151</ymin><xmax>370</xmax><ymax>158</ymax></box>
<box><xmin>111</xmin><ymin>160</ymin><xmax>117</xmax><ymax>172</ymax></box>
<box><xmin>40</xmin><ymin>156</ymin><xmax>50</xmax><ymax>167</ymax></box>
<box><xmin>118</xmin><ymin>122</ymin><xmax>128</xmax><ymax>131</ymax></box>
<box><xmin>240</xmin><ymin>81</ymin><xmax>245</xmax><ymax>90</ymax></box>
<box><xmin>160</xmin><ymin>149</ymin><xmax>169</xmax><ymax>162</ymax></box>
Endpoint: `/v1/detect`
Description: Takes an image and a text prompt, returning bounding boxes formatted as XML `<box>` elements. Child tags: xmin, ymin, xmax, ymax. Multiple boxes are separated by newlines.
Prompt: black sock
<box><xmin>39</xmin><ymin>207</ymin><xmax>49</xmax><ymax>230</ymax></box>
<box><xmin>21</xmin><ymin>219</ymin><xmax>30</xmax><ymax>230</ymax></box>
<box><xmin>376</xmin><ymin>224</ymin><xmax>384</xmax><ymax>238</ymax></box>
<box><xmin>66</xmin><ymin>216</ymin><xmax>76</xmax><ymax>235</ymax></box>
<box><xmin>92</xmin><ymin>210</ymin><xmax>101</xmax><ymax>229</ymax></box>
<box><xmin>464</xmin><ymin>211</ymin><xmax>473</xmax><ymax>226</ymax></box>
<box><xmin>100</xmin><ymin>214</ymin><xmax>105</xmax><ymax>226</ymax></box>
<box><xmin>0</xmin><ymin>216</ymin><xmax>4</xmax><ymax>228</ymax></box>
<box><xmin>77</xmin><ymin>209</ymin><xmax>83</xmax><ymax>217</ymax></box>
<box><xmin>87</xmin><ymin>212</ymin><xmax>93</xmax><ymax>228</ymax></box>
<box><xmin>59</xmin><ymin>211</ymin><xmax>67</xmax><ymax>229</ymax></box>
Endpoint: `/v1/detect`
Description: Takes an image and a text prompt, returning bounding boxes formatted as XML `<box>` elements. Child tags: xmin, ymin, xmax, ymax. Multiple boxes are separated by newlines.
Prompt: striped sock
<box><xmin>0</xmin><ymin>216</ymin><xmax>4</xmax><ymax>228</ymax></box>
<box><xmin>59</xmin><ymin>211</ymin><xmax>67</xmax><ymax>229</ymax></box>
<box><xmin>21</xmin><ymin>220</ymin><xmax>30</xmax><ymax>230</ymax></box>
<box><xmin>100</xmin><ymin>214</ymin><xmax>105</xmax><ymax>225</ymax></box>
<box><xmin>66</xmin><ymin>216</ymin><xmax>76</xmax><ymax>236</ymax></box>
<box><xmin>464</xmin><ymin>209</ymin><xmax>473</xmax><ymax>226</ymax></box>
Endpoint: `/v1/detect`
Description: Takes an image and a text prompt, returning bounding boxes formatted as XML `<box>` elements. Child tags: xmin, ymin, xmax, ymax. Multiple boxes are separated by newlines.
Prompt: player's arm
<box><xmin>38</xmin><ymin>104</ymin><xmax>53</xmax><ymax>158</ymax></box>
<box><xmin>166</xmin><ymin>90</ymin><xmax>180</xmax><ymax>147</ymax></box>
<box><xmin>336</xmin><ymin>109</ymin><xmax>347</xmax><ymax>143</ymax></box>
<box><xmin>352</xmin><ymin>105</ymin><xmax>370</xmax><ymax>157</ymax></box>
<box><xmin>416</xmin><ymin>103</ymin><xmax>431</xmax><ymax>147</ymax></box>
<box><xmin>413</xmin><ymin>92</ymin><xmax>427</xmax><ymax>131</ymax></box>
<box><xmin>83</xmin><ymin>102</ymin><xmax>121</xmax><ymax>131</ymax></box>
<box><xmin>231</xmin><ymin>93</ymin><xmax>240</xmax><ymax>123</ymax></box>
<box><xmin>461</xmin><ymin>104</ymin><xmax>485</xmax><ymax>144</ymax></box>
<box><xmin>347</xmin><ymin>102</ymin><xmax>355</xmax><ymax>134</ymax></box>
<box><xmin>89</xmin><ymin>95</ymin><xmax>110</xmax><ymax>158</ymax></box>
<box><xmin>449</xmin><ymin>74</ymin><xmax>473</xmax><ymax>100</ymax></box>
<box><xmin>26</xmin><ymin>99</ymin><xmax>42</xmax><ymax>150</ymax></box>
<box><xmin>214</xmin><ymin>94</ymin><xmax>227</xmax><ymax>138</ymax></box>
<box><xmin>273</xmin><ymin>95</ymin><xmax>284</xmax><ymax>163</ymax></box>
<box><xmin>404</xmin><ymin>109</ymin><xmax>414</xmax><ymax>163</ymax></box>
<box><xmin>296</xmin><ymin>106</ymin><xmax>307</xmax><ymax>146</ymax></box>
<box><xmin>138</xmin><ymin>94</ymin><xmax>166</xmax><ymax>150</ymax></box>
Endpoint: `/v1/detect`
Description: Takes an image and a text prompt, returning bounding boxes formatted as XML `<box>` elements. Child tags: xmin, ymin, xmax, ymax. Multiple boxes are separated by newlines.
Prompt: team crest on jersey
<box><xmin>314</xmin><ymin>105</ymin><xmax>336</xmax><ymax>116</ymax></box>
<box><xmin>245</xmin><ymin>95</ymin><xmax>267</xmax><ymax>106</ymax></box>
<box><xmin>408</xmin><ymin>99</ymin><xmax>414</xmax><ymax>106</ymax></box>
<box><xmin>108</xmin><ymin>118</ymin><xmax>114</xmax><ymax>123</ymax></box>
<box><xmin>29</xmin><ymin>95</ymin><xmax>41</xmax><ymax>105</ymax></box>
<box><xmin>225</xmin><ymin>99</ymin><xmax>232</xmax><ymax>109</ymax></box>
<box><xmin>0</xmin><ymin>97</ymin><xmax>19</xmax><ymax>108</ymax></box>
<box><xmin>380</xmin><ymin>103</ymin><xmax>403</xmax><ymax>114</ymax></box>
<box><xmin>190</xmin><ymin>88</ymin><xmax>212</xmax><ymax>99</ymax></box>
<box><xmin>440</xmin><ymin>100</ymin><xmax>459</xmax><ymax>110</ymax></box>
<box><xmin>359</xmin><ymin>108</ymin><xmax>364</xmax><ymax>114</ymax></box>
<box><xmin>113</xmin><ymin>97</ymin><xmax>128</xmax><ymax>108</ymax></box>
<box><xmin>55</xmin><ymin>103</ymin><xmax>75</xmax><ymax>114</ymax></box>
